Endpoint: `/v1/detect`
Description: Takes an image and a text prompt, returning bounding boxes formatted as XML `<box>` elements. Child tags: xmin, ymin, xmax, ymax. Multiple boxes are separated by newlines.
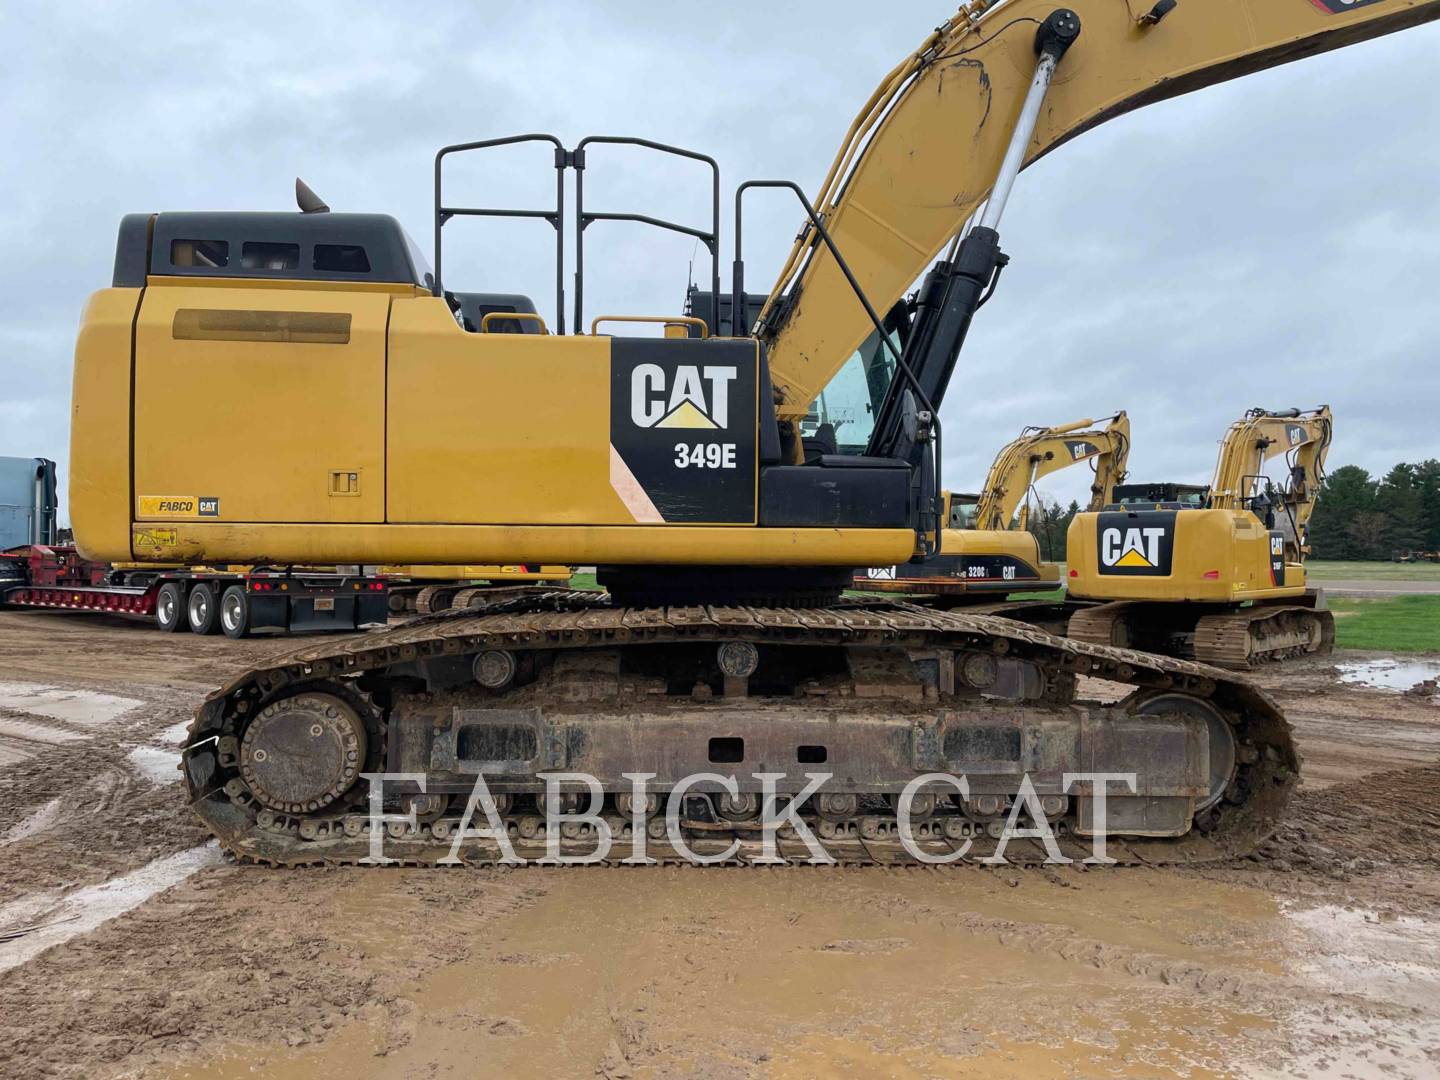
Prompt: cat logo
<box><xmin>866</xmin><ymin>566</ymin><xmax>898</xmax><ymax>580</ymax></box>
<box><xmin>1102</xmin><ymin>527</ymin><xmax>1165</xmax><ymax>569</ymax></box>
<box><xmin>1285</xmin><ymin>424</ymin><xmax>1306</xmax><ymax>447</ymax></box>
<box><xmin>1268</xmin><ymin>531</ymin><xmax>1287</xmax><ymax>586</ymax></box>
<box><xmin>1065</xmin><ymin>440</ymin><xmax>1099</xmax><ymax>462</ymax></box>
<box><xmin>630</xmin><ymin>364</ymin><xmax>737</xmax><ymax>430</ymax></box>
<box><xmin>1095</xmin><ymin>511</ymin><xmax>1175</xmax><ymax>576</ymax></box>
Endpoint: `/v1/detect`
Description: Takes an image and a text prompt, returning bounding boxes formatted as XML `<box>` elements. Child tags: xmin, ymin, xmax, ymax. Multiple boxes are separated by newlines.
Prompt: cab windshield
<box><xmin>799</xmin><ymin>326</ymin><xmax>900</xmax><ymax>455</ymax></box>
<box><xmin>947</xmin><ymin>494</ymin><xmax>980</xmax><ymax>529</ymax></box>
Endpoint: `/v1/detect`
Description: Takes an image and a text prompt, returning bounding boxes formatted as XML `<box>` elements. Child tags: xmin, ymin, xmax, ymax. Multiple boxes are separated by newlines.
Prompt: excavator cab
<box><xmin>1109</xmin><ymin>483</ymin><xmax>1208</xmax><ymax>510</ymax></box>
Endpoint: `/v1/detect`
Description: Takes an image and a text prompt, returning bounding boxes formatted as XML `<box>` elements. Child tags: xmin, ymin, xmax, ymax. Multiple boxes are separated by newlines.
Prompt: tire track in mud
<box><xmin>0</xmin><ymin>669</ymin><xmax>252</xmax><ymax>906</ymax></box>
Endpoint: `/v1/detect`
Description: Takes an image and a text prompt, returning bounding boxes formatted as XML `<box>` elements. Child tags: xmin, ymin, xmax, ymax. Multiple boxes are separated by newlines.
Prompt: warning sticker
<box><xmin>132</xmin><ymin>528</ymin><xmax>178</xmax><ymax>551</ymax></box>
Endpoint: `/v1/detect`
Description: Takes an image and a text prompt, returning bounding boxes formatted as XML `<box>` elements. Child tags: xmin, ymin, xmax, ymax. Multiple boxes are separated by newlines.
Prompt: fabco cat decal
<box><xmin>138</xmin><ymin>495</ymin><xmax>220</xmax><ymax>519</ymax></box>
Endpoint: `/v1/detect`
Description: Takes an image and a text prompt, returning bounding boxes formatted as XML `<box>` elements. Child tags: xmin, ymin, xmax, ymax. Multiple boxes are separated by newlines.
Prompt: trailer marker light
<box><xmin>1203</xmin><ymin>570</ymin><xmax>1220</xmax><ymax>580</ymax></box>
<box><xmin>1068</xmin><ymin>569</ymin><xmax>1078</xmax><ymax>578</ymax></box>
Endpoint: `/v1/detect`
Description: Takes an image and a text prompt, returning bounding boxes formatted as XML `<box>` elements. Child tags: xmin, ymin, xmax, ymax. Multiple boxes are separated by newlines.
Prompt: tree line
<box><xmin>1015</xmin><ymin>459</ymin><xmax>1440</xmax><ymax>564</ymax></box>
<box><xmin>1308</xmin><ymin>461</ymin><xmax>1440</xmax><ymax>560</ymax></box>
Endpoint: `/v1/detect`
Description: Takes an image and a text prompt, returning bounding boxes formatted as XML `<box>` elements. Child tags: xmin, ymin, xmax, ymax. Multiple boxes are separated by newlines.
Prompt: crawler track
<box><xmin>1067</xmin><ymin>600</ymin><xmax>1334</xmax><ymax>670</ymax></box>
<box><xmin>1193</xmin><ymin>605</ymin><xmax>1335</xmax><ymax>669</ymax></box>
<box><xmin>181</xmin><ymin>592</ymin><xmax>1296</xmax><ymax>867</ymax></box>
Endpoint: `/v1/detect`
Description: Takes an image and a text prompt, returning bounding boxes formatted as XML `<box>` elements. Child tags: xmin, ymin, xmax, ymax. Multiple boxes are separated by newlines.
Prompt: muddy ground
<box><xmin>0</xmin><ymin>609</ymin><xmax>1437</xmax><ymax>1079</ymax></box>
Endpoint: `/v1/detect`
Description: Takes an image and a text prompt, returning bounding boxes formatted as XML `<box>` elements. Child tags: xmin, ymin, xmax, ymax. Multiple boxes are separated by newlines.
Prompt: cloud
<box><xmin>2</xmin><ymin>1</ymin><xmax>1437</xmax><ymax>524</ymax></box>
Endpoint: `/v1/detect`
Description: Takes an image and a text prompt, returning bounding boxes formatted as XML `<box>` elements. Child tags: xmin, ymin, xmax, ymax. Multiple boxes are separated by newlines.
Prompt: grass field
<box><xmin>1328</xmin><ymin>595</ymin><xmax>1440</xmax><ymax>653</ymax></box>
<box><xmin>1306</xmin><ymin>560</ymin><xmax>1440</xmax><ymax>581</ymax></box>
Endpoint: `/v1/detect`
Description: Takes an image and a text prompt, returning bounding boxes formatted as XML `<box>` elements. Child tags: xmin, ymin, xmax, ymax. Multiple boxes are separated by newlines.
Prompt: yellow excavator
<box><xmin>854</xmin><ymin>413</ymin><xmax>1129</xmax><ymax>604</ymax></box>
<box><xmin>1066</xmin><ymin>406</ymin><xmax>1335</xmax><ymax>668</ymax></box>
<box><xmin>69</xmin><ymin>0</ymin><xmax>1437</xmax><ymax>865</ymax></box>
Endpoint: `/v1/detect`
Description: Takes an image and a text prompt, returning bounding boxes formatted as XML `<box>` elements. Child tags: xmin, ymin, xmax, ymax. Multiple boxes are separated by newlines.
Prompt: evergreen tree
<box><xmin>1308</xmin><ymin>465</ymin><xmax>1376</xmax><ymax>559</ymax></box>
<box><xmin>1025</xmin><ymin>497</ymin><xmax>1081</xmax><ymax>563</ymax></box>
<box><xmin>1414</xmin><ymin>459</ymin><xmax>1440</xmax><ymax>551</ymax></box>
<box><xmin>1346</xmin><ymin>510</ymin><xmax>1390</xmax><ymax>560</ymax></box>
<box><xmin>1376</xmin><ymin>463</ymin><xmax>1425</xmax><ymax>554</ymax></box>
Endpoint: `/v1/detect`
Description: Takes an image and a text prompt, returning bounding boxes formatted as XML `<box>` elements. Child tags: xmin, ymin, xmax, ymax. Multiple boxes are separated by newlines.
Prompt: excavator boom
<box><xmin>975</xmin><ymin>412</ymin><xmax>1130</xmax><ymax>530</ymax></box>
<box><xmin>1209</xmin><ymin>406</ymin><xmax>1332</xmax><ymax>520</ymax></box>
<box><xmin>761</xmin><ymin>0</ymin><xmax>1440</xmax><ymax>420</ymax></box>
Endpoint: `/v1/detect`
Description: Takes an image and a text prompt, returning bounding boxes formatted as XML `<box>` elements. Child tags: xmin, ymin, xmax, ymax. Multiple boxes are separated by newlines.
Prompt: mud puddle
<box><xmin>0</xmin><ymin>681</ymin><xmax>144</xmax><ymax>725</ymax></box>
<box><xmin>126</xmin><ymin>746</ymin><xmax>183</xmax><ymax>784</ymax></box>
<box><xmin>1337</xmin><ymin>659</ymin><xmax>1440</xmax><ymax>695</ymax></box>
<box><xmin>1284</xmin><ymin>903</ymin><xmax>1440</xmax><ymax>1011</ymax></box>
<box><xmin>0</xmin><ymin>843</ymin><xmax>222</xmax><ymax>974</ymax></box>
<box><xmin>0</xmin><ymin>717</ymin><xmax>87</xmax><ymax>744</ymax></box>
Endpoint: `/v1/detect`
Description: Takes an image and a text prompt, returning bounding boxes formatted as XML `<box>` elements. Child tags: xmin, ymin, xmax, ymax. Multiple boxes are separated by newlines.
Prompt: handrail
<box><xmin>480</xmin><ymin>312</ymin><xmax>548</xmax><ymax>334</ymax></box>
<box><xmin>590</xmin><ymin>315</ymin><xmax>708</xmax><ymax>338</ymax></box>
<box><xmin>574</xmin><ymin>136</ymin><xmax>720</xmax><ymax>336</ymax></box>
<box><xmin>433</xmin><ymin>133</ymin><xmax>567</xmax><ymax>334</ymax></box>
<box><xmin>734</xmin><ymin>178</ymin><xmax>942</xmax><ymax>557</ymax></box>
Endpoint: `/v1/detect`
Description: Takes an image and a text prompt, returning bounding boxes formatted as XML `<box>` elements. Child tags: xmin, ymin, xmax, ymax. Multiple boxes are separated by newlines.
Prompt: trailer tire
<box><xmin>187</xmin><ymin>583</ymin><xmax>221</xmax><ymax>635</ymax></box>
<box><xmin>220</xmin><ymin>585</ymin><xmax>251</xmax><ymax>639</ymax></box>
<box><xmin>155</xmin><ymin>583</ymin><xmax>185</xmax><ymax>633</ymax></box>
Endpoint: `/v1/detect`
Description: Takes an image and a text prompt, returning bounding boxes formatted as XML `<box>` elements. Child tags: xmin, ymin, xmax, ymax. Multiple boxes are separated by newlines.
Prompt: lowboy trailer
<box><xmin>0</xmin><ymin>545</ymin><xmax>387</xmax><ymax>638</ymax></box>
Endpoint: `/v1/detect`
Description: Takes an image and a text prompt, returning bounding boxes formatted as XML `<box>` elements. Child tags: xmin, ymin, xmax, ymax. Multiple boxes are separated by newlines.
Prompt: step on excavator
<box><xmin>1066</xmin><ymin>406</ymin><xmax>1335</xmax><ymax>668</ymax></box>
<box><xmin>70</xmin><ymin>0</ymin><xmax>1437</xmax><ymax>865</ymax></box>
<box><xmin>852</xmin><ymin>413</ymin><xmax>1129</xmax><ymax>621</ymax></box>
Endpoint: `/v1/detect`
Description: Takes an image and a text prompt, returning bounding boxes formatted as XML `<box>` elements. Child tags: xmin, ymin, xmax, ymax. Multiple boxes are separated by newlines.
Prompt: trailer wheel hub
<box><xmin>240</xmin><ymin>693</ymin><xmax>367</xmax><ymax>813</ymax></box>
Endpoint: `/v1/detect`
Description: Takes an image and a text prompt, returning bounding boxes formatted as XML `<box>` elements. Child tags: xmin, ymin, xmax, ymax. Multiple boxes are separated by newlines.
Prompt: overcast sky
<box><xmin>3</xmin><ymin>2</ymin><xmax>1437</xmax><ymax>520</ymax></box>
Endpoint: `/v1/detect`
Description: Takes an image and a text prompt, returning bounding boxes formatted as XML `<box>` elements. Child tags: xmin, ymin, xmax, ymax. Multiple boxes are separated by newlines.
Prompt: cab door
<box><xmin>133</xmin><ymin>283</ymin><xmax>388</xmax><ymax>524</ymax></box>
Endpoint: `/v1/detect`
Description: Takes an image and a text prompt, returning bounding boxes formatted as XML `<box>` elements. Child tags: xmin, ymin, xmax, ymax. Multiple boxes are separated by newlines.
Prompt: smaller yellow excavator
<box><xmin>1066</xmin><ymin>407</ymin><xmax>1334</xmax><ymax>668</ymax></box>
<box><xmin>855</xmin><ymin>413</ymin><xmax>1129</xmax><ymax>604</ymax></box>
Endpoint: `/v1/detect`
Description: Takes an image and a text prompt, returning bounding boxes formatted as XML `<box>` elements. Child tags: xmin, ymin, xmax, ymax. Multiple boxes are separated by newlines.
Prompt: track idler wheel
<box><xmin>239</xmin><ymin>693</ymin><xmax>368</xmax><ymax>814</ymax></box>
<box><xmin>1136</xmin><ymin>693</ymin><xmax>1237</xmax><ymax>813</ymax></box>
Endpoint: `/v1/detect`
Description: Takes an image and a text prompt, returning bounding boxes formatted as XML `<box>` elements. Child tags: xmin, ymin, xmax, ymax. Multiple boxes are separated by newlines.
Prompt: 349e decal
<box><xmin>610</xmin><ymin>339</ymin><xmax>757</xmax><ymax>523</ymax></box>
